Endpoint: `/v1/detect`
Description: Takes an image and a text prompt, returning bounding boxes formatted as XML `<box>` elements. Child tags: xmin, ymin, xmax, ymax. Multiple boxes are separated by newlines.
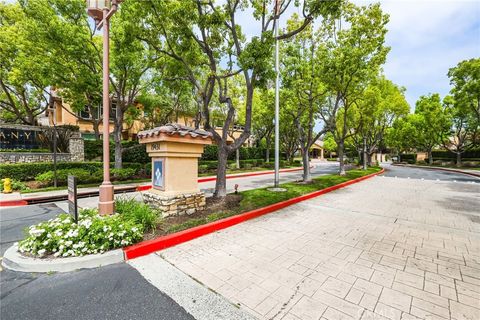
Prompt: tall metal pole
<box><xmin>98</xmin><ymin>7</ymin><xmax>114</xmax><ymax>215</ymax></box>
<box><xmin>274</xmin><ymin>0</ymin><xmax>280</xmax><ymax>188</ymax></box>
<box><xmin>53</xmin><ymin>106</ymin><xmax>58</xmax><ymax>188</ymax></box>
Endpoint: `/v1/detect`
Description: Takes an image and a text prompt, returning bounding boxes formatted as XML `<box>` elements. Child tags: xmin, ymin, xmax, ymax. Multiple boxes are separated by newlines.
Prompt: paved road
<box><xmin>381</xmin><ymin>164</ymin><xmax>480</xmax><ymax>183</ymax></box>
<box><xmin>0</xmin><ymin>203</ymin><xmax>64</xmax><ymax>256</ymax></box>
<box><xmin>152</xmin><ymin>170</ymin><xmax>480</xmax><ymax>320</ymax></box>
<box><xmin>0</xmin><ymin>263</ymin><xmax>193</xmax><ymax>320</ymax></box>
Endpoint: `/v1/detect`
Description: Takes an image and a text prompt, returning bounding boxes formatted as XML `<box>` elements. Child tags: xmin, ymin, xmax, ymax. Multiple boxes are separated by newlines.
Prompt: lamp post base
<box><xmin>98</xmin><ymin>183</ymin><xmax>115</xmax><ymax>215</ymax></box>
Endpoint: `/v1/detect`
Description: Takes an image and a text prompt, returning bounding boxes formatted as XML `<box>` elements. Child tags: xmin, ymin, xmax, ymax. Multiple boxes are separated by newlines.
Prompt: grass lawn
<box><xmin>150</xmin><ymin>167</ymin><xmax>381</xmax><ymax>237</ymax></box>
<box><xmin>21</xmin><ymin>178</ymin><xmax>151</xmax><ymax>194</ymax></box>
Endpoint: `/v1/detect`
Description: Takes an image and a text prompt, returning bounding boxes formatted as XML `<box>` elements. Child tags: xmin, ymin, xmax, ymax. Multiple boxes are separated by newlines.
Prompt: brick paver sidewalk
<box><xmin>158</xmin><ymin>176</ymin><xmax>480</xmax><ymax>320</ymax></box>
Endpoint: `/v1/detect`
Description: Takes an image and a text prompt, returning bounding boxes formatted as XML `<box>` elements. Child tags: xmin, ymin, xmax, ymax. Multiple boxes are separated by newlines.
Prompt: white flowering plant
<box><xmin>18</xmin><ymin>209</ymin><xmax>143</xmax><ymax>258</ymax></box>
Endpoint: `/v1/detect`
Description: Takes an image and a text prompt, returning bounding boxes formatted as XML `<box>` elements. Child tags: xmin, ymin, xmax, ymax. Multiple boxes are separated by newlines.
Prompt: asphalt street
<box><xmin>381</xmin><ymin>163</ymin><xmax>480</xmax><ymax>183</ymax></box>
<box><xmin>0</xmin><ymin>263</ymin><xmax>193</xmax><ymax>320</ymax></box>
<box><xmin>0</xmin><ymin>203</ymin><xmax>64</xmax><ymax>256</ymax></box>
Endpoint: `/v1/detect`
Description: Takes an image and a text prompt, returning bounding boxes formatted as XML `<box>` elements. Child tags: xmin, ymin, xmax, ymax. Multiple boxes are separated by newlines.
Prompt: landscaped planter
<box><xmin>3</xmin><ymin>167</ymin><xmax>384</xmax><ymax>273</ymax></box>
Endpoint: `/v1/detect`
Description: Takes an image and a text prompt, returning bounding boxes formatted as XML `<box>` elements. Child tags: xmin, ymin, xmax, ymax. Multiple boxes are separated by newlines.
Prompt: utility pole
<box><xmin>274</xmin><ymin>0</ymin><xmax>280</xmax><ymax>187</ymax></box>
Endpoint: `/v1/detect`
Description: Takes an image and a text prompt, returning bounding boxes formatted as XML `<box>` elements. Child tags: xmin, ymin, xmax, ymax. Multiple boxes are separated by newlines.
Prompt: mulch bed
<box><xmin>143</xmin><ymin>194</ymin><xmax>243</xmax><ymax>240</ymax></box>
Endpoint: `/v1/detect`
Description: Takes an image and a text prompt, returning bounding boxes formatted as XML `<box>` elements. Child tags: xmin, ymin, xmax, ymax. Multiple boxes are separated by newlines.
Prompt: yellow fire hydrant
<box><xmin>2</xmin><ymin>178</ymin><xmax>13</xmax><ymax>194</ymax></box>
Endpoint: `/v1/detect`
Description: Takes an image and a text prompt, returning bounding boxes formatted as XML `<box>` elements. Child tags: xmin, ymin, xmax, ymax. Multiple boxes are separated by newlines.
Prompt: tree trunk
<box><xmin>428</xmin><ymin>149</ymin><xmax>433</xmax><ymax>165</ymax></box>
<box><xmin>367</xmin><ymin>153</ymin><xmax>373</xmax><ymax>167</ymax></box>
<box><xmin>265</xmin><ymin>137</ymin><xmax>271</xmax><ymax>162</ymax></box>
<box><xmin>93</xmin><ymin>121</ymin><xmax>101</xmax><ymax>140</ymax></box>
<box><xmin>236</xmin><ymin>148</ymin><xmax>240</xmax><ymax>169</ymax></box>
<box><xmin>338</xmin><ymin>140</ymin><xmax>346</xmax><ymax>176</ymax></box>
<box><xmin>302</xmin><ymin>148</ymin><xmax>311</xmax><ymax>182</ymax></box>
<box><xmin>214</xmin><ymin>144</ymin><xmax>229</xmax><ymax>198</ymax></box>
<box><xmin>456</xmin><ymin>152</ymin><xmax>462</xmax><ymax>167</ymax></box>
<box><xmin>362</xmin><ymin>138</ymin><xmax>367</xmax><ymax>170</ymax></box>
<box><xmin>114</xmin><ymin>108</ymin><xmax>124</xmax><ymax>169</ymax></box>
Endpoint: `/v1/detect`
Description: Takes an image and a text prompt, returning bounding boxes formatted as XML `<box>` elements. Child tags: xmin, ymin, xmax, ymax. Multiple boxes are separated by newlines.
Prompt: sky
<box><xmin>368</xmin><ymin>0</ymin><xmax>480</xmax><ymax>109</ymax></box>
<box><xmin>238</xmin><ymin>0</ymin><xmax>479</xmax><ymax>109</ymax></box>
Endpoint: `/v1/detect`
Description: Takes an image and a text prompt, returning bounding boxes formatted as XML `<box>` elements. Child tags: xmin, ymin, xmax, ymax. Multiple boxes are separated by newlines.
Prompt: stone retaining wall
<box><xmin>142</xmin><ymin>191</ymin><xmax>206</xmax><ymax>217</ymax></box>
<box><xmin>0</xmin><ymin>152</ymin><xmax>72</xmax><ymax>164</ymax></box>
<box><xmin>0</xmin><ymin>133</ymin><xmax>85</xmax><ymax>164</ymax></box>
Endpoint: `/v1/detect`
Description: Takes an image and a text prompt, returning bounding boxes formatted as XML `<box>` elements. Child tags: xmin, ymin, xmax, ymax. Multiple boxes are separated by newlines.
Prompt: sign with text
<box><xmin>67</xmin><ymin>175</ymin><xmax>78</xmax><ymax>223</ymax></box>
<box><xmin>153</xmin><ymin>159</ymin><xmax>164</xmax><ymax>190</ymax></box>
<box><xmin>0</xmin><ymin>127</ymin><xmax>42</xmax><ymax>149</ymax></box>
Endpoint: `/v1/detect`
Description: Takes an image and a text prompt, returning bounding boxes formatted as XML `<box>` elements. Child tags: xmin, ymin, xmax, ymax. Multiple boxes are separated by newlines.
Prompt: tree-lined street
<box><xmin>2</xmin><ymin>165</ymin><xmax>479</xmax><ymax>319</ymax></box>
<box><xmin>1</xmin><ymin>0</ymin><xmax>479</xmax><ymax>319</ymax></box>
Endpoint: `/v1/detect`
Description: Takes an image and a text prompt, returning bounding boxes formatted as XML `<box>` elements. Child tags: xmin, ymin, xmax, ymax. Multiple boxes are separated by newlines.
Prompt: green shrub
<box><xmin>111</xmin><ymin>168</ymin><xmax>137</xmax><ymax>181</ymax></box>
<box><xmin>0</xmin><ymin>161</ymin><xmax>144</xmax><ymax>182</ymax></box>
<box><xmin>35</xmin><ymin>169</ymin><xmax>100</xmax><ymax>186</ymax></box>
<box><xmin>399</xmin><ymin>154</ymin><xmax>416</xmax><ymax>163</ymax></box>
<box><xmin>84</xmin><ymin>140</ymin><xmax>104</xmax><ymax>160</ymax></box>
<box><xmin>122</xmin><ymin>143</ymin><xmax>149</xmax><ymax>164</ymax></box>
<box><xmin>17</xmin><ymin>209</ymin><xmax>143</xmax><ymax>258</ymax></box>
<box><xmin>116</xmin><ymin>197</ymin><xmax>159</xmax><ymax>232</ymax></box>
<box><xmin>0</xmin><ymin>179</ymin><xmax>30</xmax><ymax>191</ymax></box>
<box><xmin>431</xmin><ymin>149</ymin><xmax>480</xmax><ymax>160</ymax></box>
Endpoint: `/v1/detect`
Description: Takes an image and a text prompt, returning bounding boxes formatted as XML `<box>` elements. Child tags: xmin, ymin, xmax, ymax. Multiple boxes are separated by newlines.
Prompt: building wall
<box><xmin>49</xmin><ymin>99</ymin><xmax>145</xmax><ymax>140</ymax></box>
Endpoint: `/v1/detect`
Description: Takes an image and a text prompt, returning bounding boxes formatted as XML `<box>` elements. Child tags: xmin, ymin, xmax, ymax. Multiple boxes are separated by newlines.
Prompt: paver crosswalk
<box><xmin>153</xmin><ymin>175</ymin><xmax>480</xmax><ymax>320</ymax></box>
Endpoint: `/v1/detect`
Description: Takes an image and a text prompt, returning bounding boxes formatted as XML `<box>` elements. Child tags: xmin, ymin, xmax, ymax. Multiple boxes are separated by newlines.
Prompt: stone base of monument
<box><xmin>143</xmin><ymin>191</ymin><xmax>206</xmax><ymax>218</ymax></box>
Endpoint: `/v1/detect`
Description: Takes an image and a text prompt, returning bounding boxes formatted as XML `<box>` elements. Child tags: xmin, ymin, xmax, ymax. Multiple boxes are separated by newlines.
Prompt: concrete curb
<box><xmin>2</xmin><ymin>244</ymin><xmax>125</xmax><ymax>273</ymax></box>
<box><xmin>124</xmin><ymin>168</ymin><xmax>384</xmax><ymax>260</ymax></box>
<box><xmin>393</xmin><ymin>163</ymin><xmax>480</xmax><ymax>178</ymax></box>
<box><xmin>129</xmin><ymin>254</ymin><xmax>256</xmax><ymax>320</ymax></box>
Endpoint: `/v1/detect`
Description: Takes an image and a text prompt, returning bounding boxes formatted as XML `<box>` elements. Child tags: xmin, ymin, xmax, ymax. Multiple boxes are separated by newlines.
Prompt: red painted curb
<box><xmin>394</xmin><ymin>164</ymin><xmax>480</xmax><ymax>178</ymax></box>
<box><xmin>123</xmin><ymin>168</ymin><xmax>384</xmax><ymax>260</ymax></box>
<box><xmin>0</xmin><ymin>199</ymin><xmax>29</xmax><ymax>207</ymax></box>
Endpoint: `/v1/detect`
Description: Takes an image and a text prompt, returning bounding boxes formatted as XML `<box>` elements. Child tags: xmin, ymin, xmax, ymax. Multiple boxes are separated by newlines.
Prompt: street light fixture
<box><xmin>86</xmin><ymin>0</ymin><xmax>122</xmax><ymax>215</ymax></box>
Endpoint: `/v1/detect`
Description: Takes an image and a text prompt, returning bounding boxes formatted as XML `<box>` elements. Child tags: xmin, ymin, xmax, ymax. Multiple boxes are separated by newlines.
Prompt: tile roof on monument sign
<box><xmin>138</xmin><ymin>123</ymin><xmax>212</xmax><ymax>139</ymax></box>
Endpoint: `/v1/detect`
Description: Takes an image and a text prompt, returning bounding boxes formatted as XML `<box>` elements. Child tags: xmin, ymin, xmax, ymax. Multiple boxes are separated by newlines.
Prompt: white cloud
<box><xmin>356</xmin><ymin>0</ymin><xmax>480</xmax><ymax>108</ymax></box>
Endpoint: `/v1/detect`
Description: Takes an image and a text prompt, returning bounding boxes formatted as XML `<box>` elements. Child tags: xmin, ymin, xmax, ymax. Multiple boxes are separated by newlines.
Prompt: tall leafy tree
<box><xmin>352</xmin><ymin>77</ymin><xmax>409</xmax><ymax>167</ymax></box>
<box><xmin>251</xmin><ymin>89</ymin><xmax>275</xmax><ymax>161</ymax></box>
<box><xmin>320</xmin><ymin>2</ymin><xmax>390</xmax><ymax>175</ymax></box>
<box><xmin>0</xmin><ymin>2</ymin><xmax>53</xmax><ymax>125</ymax></box>
<box><xmin>442</xmin><ymin>95</ymin><xmax>478</xmax><ymax>167</ymax></box>
<box><xmin>281</xmin><ymin>15</ymin><xmax>331</xmax><ymax>182</ymax></box>
<box><xmin>130</xmin><ymin>0</ymin><xmax>342</xmax><ymax>198</ymax></box>
<box><xmin>412</xmin><ymin>93</ymin><xmax>450</xmax><ymax>164</ymax></box>
<box><xmin>448</xmin><ymin>58</ymin><xmax>480</xmax><ymax>122</ymax></box>
<box><xmin>5</xmin><ymin>0</ymin><xmax>155</xmax><ymax>167</ymax></box>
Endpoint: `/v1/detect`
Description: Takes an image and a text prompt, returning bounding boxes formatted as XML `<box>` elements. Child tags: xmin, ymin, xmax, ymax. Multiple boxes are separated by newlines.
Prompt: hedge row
<box><xmin>0</xmin><ymin>162</ymin><xmax>145</xmax><ymax>182</ymax></box>
<box><xmin>399</xmin><ymin>154</ymin><xmax>416</xmax><ymax>164</ymax></box>
<box><xmin>201</xmin><ymin>145</ymin><xmax>279</xmax><ymax>161</ymax></box>
<box><xmin>84</xmin><ymin>140</ymin><xmax>149</xmax><ymax>164</ymax></box>
<box><xmin>431</xmin><ymin>149</ymin><xmax>480</xmax><ymax>160</ymax></box>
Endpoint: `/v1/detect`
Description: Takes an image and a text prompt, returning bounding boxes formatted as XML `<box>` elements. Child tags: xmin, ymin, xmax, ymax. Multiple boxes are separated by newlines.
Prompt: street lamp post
<box><xmin>86</xmin><ymin>0</ymin><xmax>121</xmax><ymax>215</ymax></box>
<box><xmin>274</xmin><ymin>0</ymin><xmax>280</xmax><ymax>188</ymax></box>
